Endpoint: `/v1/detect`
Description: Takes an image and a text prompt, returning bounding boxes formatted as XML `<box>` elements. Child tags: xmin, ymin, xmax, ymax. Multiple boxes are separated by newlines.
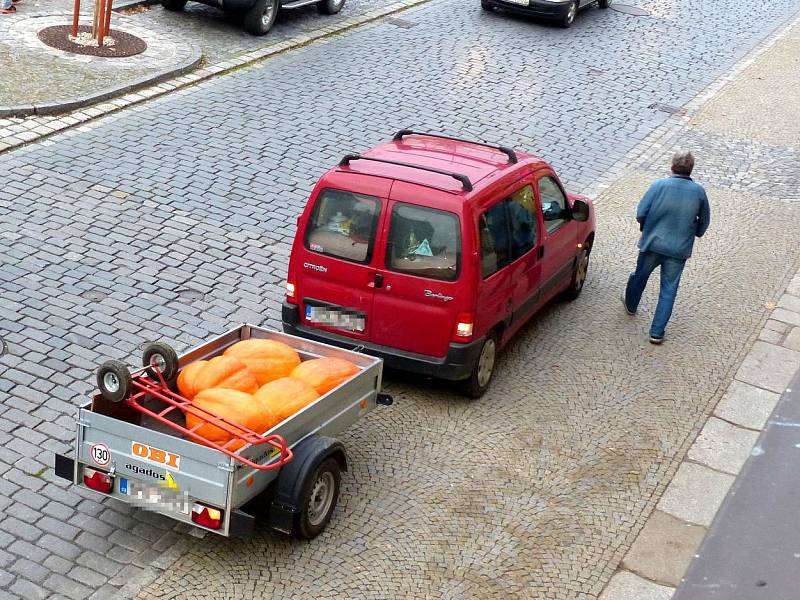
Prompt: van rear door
<box><xmin>294</xmin><ymin>173</ymin><xmax>389</xmax><ymax>342</ymax></box>
<box><xmin>369</xmin><ymin>183</ymin><xmax>469</xmax><ymax>358</ymax></box>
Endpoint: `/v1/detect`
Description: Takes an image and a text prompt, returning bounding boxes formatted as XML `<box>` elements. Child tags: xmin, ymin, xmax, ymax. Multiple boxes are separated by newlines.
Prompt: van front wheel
<box><xmin>460</xmin><ymin>333</ymin><xmax>497</xmax><ymax>399</ymax></box>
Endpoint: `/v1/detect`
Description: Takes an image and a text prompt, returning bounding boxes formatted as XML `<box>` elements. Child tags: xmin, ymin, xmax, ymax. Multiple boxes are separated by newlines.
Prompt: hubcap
<box><xmin>307</xmin><ymin>471</ymin><xmax>335</xmax><ymax>527</ymax></box>
<box><xmin>575</xmin><ymin>251</ymin><xmax>589</xmax><ymax>289</ymax></box>
<box><xmin>103</xmin><ymin>372</ymin><xmax>120</xmax><ymax>393</ymax></box>
<box><xmin>261</xmin><ymin>3</ymin><xmax>274</xmax><ymax>26</ymax></box>
<box><xmin>567</xmin><ymin>3</ymin><xmax>576</xmax><ymax>21</ymax></box>
<box><xmin>477</xmin><ymin>338</ymin><xmax>496</xmax><ymax>388</ymax></box>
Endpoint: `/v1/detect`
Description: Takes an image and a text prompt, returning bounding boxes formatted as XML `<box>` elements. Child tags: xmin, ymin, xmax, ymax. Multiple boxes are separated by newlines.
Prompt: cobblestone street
<box><xmin>2</xmin><ymin>0</ymin><xmax>800</xmax><ymax>598</ymax></box>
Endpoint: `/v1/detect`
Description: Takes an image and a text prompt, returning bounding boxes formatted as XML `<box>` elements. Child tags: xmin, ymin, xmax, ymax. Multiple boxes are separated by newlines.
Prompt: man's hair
<box><xmin>671</xmin><ymin>150</ymin><xmax>695</xmax><ymax>176</ymax></box>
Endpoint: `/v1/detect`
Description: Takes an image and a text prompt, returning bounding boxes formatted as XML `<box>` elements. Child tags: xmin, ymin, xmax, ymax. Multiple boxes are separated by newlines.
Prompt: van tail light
<box><xmin>453</xmin><ymin>312</ymin><xmax>475</xmax><ymax>342</ymax></box>
<box><xmin>191</xmin><ymin>503</ymin><xmax>223</xmax><ymax>529</ymax></box>
<box><xmin>285</xmin><ymin>279</ymin><xmax>297</xmax><ymax>304</ymax></box>
<box><xmin>83</xmin><ymin>468</ymin><xmax>114</xmax><ymax>494</ymax></box>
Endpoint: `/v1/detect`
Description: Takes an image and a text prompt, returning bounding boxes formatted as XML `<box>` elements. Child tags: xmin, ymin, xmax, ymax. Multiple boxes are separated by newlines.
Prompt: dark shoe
<box><xmin>621</xmin><ymin>290</ymin><xmax>635</xmax><ymax>315</ymax></box>
<box><xmin>0</xmin><ymin>5</ymin><xmax>16</xmax><ymax>12</ymax></box>
<box><xmin>649</xmin><ymin>334</ymin><xmax>664</xmax><ymax>345</ymax></box>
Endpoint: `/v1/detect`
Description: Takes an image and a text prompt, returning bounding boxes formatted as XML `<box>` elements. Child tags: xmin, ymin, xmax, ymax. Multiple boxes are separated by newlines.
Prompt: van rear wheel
<box><xmin>460</xmin><ymin>332</ymin><xmax>497</xmax><ymax>399</ymax></box>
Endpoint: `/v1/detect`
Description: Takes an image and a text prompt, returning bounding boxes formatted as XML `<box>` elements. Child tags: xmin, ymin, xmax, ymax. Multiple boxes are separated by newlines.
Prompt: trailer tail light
<box><xmin>285</xmin><ymin>280</ymin><xmax>297</xmax><ymax>304</ymax></box>
<box><xmin>191</xmin><ymin>503</ymin><xmax>223</xmax><ymax>529</ymax></box>
<box><xmin>83</xmin><ymin>468</ymin><xmax>113</xmax><ymax>494</ymax></box>
<box><xmin>453</xmin><ymin>312</ymin><xmax>475</xmax><ymax>341</ymax></box>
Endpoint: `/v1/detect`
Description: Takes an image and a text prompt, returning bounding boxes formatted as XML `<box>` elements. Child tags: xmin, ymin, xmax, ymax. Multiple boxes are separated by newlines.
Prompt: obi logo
<box><xmin>131</xmin><ymin>442</ymin><xmax>181</xmax><ymax>470</ymax></box>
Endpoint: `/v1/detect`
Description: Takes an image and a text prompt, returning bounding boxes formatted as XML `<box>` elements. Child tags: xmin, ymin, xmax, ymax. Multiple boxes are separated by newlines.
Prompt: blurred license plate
<box><xmin>120</xmin><ymin>478</ymin><xmax>189</xmax><ymax>515</ymax></box>
<box><xmin>305</xmin><ymin>306</ymin><xmax>365</xmax><ymax>333</ymax></box>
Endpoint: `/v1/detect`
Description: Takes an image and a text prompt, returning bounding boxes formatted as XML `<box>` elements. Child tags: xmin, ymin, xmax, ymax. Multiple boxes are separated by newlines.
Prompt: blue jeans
<box><xmin>624</xmin><ymin>251</ymin><xmax>686</xmax><ymax>338</ymax></box>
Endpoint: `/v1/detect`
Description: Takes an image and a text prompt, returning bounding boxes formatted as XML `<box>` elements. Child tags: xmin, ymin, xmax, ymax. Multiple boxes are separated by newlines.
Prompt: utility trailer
<box><xmin>54</xmin><ymin>324</ymin><xmax>391</xmax><ymax>538</ymax></box>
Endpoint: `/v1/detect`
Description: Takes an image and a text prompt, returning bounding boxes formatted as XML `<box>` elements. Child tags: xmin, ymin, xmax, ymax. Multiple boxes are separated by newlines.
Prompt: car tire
<box><xmin>161</xmin><ymin>0</ymin><xmax>187</xmax><ymax>10</ymax></box>
<box><xmin>317</xmin><ymin>0</ymin><xmax>344</xmax><ymax>15</ymax></box>
<box><xmin>97</xmin><ymin>360</ymin><xmax>132</xmax><ymax>403</ymax></box>
<box><xmin>460</xmin><ymin>332</ymin><xmax>498</xmax><ymax>399</ymax></box>
<box><xmin>244</xmin><ymin>0</ymin><xmax>279</xmax><ymax>36</ymax></box>
<box><xmin>296</xmin><ymin>458</ymin><xmax>341</xmax><ymax>539</ymax></box>
<box><xmin>560</xmin><ymin>0</ymin><xmax>578</xmax><ymax>27</ymax></box>
<box><xmin>562</xmin><ymin>246</ymin><xmax>590</xmax><ymax>301</ymax></box>
<box><xmin>598</xmin><ymin>0</ymin><xmax>611</xmax><ymax>8</ymax></box>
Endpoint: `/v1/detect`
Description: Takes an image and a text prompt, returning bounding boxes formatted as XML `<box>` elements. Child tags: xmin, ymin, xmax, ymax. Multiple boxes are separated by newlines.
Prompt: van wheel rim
<box><xmin>567</xmin><ymin>3</ymin><xmax>576</xmax><ymax>22</ymax></box>
<box><xmin>477</xmin><ymin>339</ymin><xmax>496</xmax><ymax>388</ymax></box>
<box><xmin>575</xmin><ymin>251</ymin><xmax>589</xmax><ymax>290</ymax></box>
<box><xmin>261</xmin><ymin>3</ymin><xmax>274</xmax><ymax>26</ymax></box>
<box><xmin>307</xmin><ymin>471</ymin><xmax>335</xmax><ymax>526</ymax></box>
<box><xmin>103</xmin><ymin>372</ymin><xmax>120</xmax><ymax>393</ymax></box>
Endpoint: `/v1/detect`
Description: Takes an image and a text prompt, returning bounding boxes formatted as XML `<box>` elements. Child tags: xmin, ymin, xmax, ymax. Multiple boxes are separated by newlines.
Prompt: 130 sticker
<box><xmin>90</xmin><ymin>443</ymin><xmax>111</xmax><ymax>467</ymax></box>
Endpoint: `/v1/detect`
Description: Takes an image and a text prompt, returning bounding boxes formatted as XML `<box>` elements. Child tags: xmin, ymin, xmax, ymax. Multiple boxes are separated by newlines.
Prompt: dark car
<box><xmin>162</xmin><ymin>0</ymin><xmax>345</xmax><ymax>36</ymax></box>
<box><xmin>482</xmin><ymin>0</ymin><xmax>611</xmax><ymax>28</ymax></box>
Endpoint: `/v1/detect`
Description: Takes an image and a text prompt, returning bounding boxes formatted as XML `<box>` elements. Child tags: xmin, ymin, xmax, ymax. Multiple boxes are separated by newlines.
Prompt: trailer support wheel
<box><xmin>97</xmin><ymin>360</ymin><xmax>132</xmax><ymax>402</ymax></box>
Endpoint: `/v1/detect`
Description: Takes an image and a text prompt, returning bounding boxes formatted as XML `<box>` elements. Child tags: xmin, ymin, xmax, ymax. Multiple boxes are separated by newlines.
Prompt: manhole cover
<box><xmin>0</xmin><ymin>336</ymin><xmax>8</xmax><ymax>357</ymax></box>
<box><xmin>384</xmin><ymin>17</ymin><xmax>417</xmax><ymax>28</ymax></box>
<box><xmin>38</xmin><ymin>25</ymin><xmax>147</xmax><ymax>58</ymax></box>
<box><xmin>648</xmin><ymin>102</ymin><xmax>686</xmax><ymax>115</ymax></box>
<box><xmin>611</xmin><ymin>4</ymin><xmax>650</xmax><ymax>16</ymax></box>
<box><xmin>81</xmin><ymin>290</ymin><xmax>108</xmax><ymax>302</ymax></box>
<box><xmin>176</xmin><ymin>288</ymin><xmax>205</xmax><ymax>303</ymax></box>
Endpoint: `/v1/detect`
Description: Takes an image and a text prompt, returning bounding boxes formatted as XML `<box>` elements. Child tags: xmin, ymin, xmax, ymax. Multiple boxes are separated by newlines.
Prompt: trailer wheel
<box><xmin>296</xmin><ymin>458</ymin><xmax>340</xmax><ymax>539</ymax></box>
<box><xmin>97</xmin><ymin>360</ymin><xmax>132</xmax><ymax>403</ymax></box>
<box><xmin>142</xmin><ymin>341</ymin><xmax>179</xmax><ymax>381</ymax></box>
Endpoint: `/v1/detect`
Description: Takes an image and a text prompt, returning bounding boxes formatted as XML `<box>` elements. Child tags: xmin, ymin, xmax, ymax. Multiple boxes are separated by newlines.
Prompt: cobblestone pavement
<box><xmin>1</xmin><ymin>0</ymin><xmax>800</xmax><ymax>598</ymax></box>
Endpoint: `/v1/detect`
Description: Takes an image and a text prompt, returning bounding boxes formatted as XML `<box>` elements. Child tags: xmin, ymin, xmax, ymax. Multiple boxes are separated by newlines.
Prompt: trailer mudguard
<box><xmin>268</xmin><ymin>434</ymin><xmax>347</xmax><ymax>534</ymax></box>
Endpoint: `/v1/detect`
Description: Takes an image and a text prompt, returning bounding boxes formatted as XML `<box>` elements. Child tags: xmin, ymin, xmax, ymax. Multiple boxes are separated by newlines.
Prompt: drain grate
<box><xmin>384</xmin><ymin>17</ymin><xmax>417</xmax><ymax>28</ymax></box>
<box><xmin>81</xmin><ymin>290</ymin><xmax>108</xmax><ymax>302</ymax></box>
<box><xmin>649</xmin><ymin>102</ymin><xmax>686</xmax><ymax>115</ymax></box>
<box><xmin>176</xmin><ymin>288</ymin><xmax>205</xmax><ymax>303</ymax></box>
<box><xmin>611</xmin><ymin>4</ymin><xmax>650</xmax><ymax>16</ymax></box>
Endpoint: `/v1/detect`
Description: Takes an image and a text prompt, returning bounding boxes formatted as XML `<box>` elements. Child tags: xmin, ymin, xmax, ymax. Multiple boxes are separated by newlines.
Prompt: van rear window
<box><xmin>386</xmin><ymin>204</ymin><xmax>460</xmax><ymax>281</ymax></box>
<box><xmin>305</xmin><ymin>189</ymin><xmax>381</xmax><ymax>264</ymax></box>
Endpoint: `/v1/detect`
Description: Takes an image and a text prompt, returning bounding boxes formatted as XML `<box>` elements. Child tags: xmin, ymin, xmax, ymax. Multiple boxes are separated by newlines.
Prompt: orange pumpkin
<box><xmin>290</xmin><ymin>357</ymin><xmax>359</xmax><ymax>395</ymax></box>
<box><xmin>176</xmin><ymin>356</ymin><xmax>259</xmax><ymax>400</ymax></box>
<box><xmin>223</xmin><ymin>339</ymin><xmax>301</xmax><ymax>385</ymax></box>
<box><xmin>186</xmin><ymin>388</ymin><xmax>279</xmax><ymax>451</ymax></box>
<box><xmin>254</xmin><ymin>377</ymin><xmax>320</xmax><ymax>424</ymax></box>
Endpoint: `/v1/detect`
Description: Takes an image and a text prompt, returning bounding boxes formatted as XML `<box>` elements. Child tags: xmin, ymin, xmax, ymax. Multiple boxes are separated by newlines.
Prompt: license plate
<box><xmin>305</xmin><ymin>305</ymin><xmax>366</xmax><ymax>333</ymax></box>
<box><xmin>119</xmin><ymin>478</ymin><xmax>190</xmax><ymax>515</ymax></box>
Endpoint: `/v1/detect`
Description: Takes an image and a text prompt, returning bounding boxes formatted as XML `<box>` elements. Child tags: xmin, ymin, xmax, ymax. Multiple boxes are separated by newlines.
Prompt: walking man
<box><xmin>622</xmin><ymin>150</ymin><xmax>710</xmax><ymax>344</ymax></box>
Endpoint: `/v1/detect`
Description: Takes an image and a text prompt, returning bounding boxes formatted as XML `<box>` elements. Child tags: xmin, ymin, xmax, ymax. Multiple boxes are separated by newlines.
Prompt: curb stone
<box><xmin>0</xmin><ymin>0</ymin><xmax>436</xmax><ymax>150</ymax></box>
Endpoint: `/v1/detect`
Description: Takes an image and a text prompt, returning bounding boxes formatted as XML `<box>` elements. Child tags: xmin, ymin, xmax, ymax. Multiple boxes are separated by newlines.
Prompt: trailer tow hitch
<box><xmin>376</xmin><ymin>393</ymin><xmax>393</xmax><ymax>406</ymax></box>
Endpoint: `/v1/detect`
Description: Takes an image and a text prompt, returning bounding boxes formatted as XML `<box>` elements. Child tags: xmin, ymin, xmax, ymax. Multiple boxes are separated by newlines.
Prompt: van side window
<box><xmin>305</xmin><ymin>189</ymin><xmax>381</xmax><ymax>264</ymax></box>
<box><xmin>538</xmin><ymin>176</ymin><xmax>567</xmax><ymax>233</ymax></box>
<box><xmin>386</xmin><ymin>204</ymin><xmax>460</xmax><ymax>281</ymax></box>
<box><xmin>480</xmin><ymin>201</ymin><xmax>510</xmax><ymax>278</ymax></box>
<box><xmin>507</xmin><ymin>185</ymin><xmax>537</xmax><ymax>259</ymax></box>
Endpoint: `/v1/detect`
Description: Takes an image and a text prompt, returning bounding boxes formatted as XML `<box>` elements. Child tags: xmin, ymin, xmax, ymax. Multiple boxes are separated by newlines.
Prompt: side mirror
<box><xmin>571</xmin><ymin>199</ymin><xmax>590</xmax><ymax>222</ymax></box>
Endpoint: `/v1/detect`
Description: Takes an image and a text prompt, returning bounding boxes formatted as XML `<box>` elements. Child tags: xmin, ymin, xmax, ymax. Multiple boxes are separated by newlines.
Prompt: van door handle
<box><xmin>373</xmin><ymin>273</ymin><xmax>384</xmax><ymax>289</ymax></box>
<box><xmin>538</xmin><ymin>246</ymin><xmax>545</xmax><ymax>259</ymax></box>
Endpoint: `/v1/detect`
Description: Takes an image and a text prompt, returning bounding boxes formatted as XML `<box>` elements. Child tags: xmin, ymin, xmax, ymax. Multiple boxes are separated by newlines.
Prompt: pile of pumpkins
<box><xmin>176</xmin><ymin>339</ymin><xmax>359</xmax><ymax>449</ymax></box>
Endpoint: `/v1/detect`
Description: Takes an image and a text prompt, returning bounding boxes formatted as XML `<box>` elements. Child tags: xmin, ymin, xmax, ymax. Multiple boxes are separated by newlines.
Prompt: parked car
<box><xmin>282</xmin><ymin>130</ymin><xmax>596</xmax><ymax>397</ymax></box>
<box><xmin>482</xmin><ymin>0</ymin><xmax>611</xmax><ymax>28</ymax></box>
<box><xmin>162</xmin><ymin>0</ymin><xmax>345</xmax><ymax>36</ymax></box>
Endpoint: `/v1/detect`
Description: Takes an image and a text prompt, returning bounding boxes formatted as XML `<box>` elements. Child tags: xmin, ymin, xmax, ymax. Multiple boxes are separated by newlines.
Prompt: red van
<box><xmin>282</xmin><ymin>130</ymin><xmax>595</xmax><ymax>397</ymax></box>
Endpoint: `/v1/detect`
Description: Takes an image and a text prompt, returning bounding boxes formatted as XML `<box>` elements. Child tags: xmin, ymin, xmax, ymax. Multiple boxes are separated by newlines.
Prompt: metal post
<box><xmin>72</xmin><ymin>0</ymin><xmax>81</xmax><ymax>37</ymax></box>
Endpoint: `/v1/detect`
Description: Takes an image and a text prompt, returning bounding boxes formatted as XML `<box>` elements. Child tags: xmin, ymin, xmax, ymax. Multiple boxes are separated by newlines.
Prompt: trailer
<box><xmin>54</xmin><ymin>324</ymin><xmax>391</xmax><ymax>538</ymax></box>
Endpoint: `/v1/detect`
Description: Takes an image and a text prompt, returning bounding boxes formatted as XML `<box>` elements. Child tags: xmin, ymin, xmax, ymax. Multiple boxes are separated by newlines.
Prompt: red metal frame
<box><xmin>125</xmin><ymin>368</ymin><xmax>293</xmax><ymax>471</ymax></box>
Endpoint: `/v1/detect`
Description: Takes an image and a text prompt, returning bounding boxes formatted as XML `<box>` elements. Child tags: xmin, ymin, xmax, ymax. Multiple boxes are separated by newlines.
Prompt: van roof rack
<box><xmin>392</xmin><ymin>129</ymin><xmax>518</xmax><ymax>164</ymax></box>
<box><xmin>338</xmin><ymin>153</ymin><xmax>473</xmax><ymax>192</ymax></box>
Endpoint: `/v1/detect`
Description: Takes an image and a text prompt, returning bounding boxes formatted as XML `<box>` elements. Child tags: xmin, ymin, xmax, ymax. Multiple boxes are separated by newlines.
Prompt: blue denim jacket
<box><xmin>636</xmin><ymin>175</ymin><xmax>711</xmax><ymax>259</ymax></box>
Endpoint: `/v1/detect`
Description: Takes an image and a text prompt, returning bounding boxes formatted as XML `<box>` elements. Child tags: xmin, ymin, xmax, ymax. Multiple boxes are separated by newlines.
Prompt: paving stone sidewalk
<box><xmin>599</xmin><ymin>16</ymin><xmax>800</xmax><ymax>600</ymax></box>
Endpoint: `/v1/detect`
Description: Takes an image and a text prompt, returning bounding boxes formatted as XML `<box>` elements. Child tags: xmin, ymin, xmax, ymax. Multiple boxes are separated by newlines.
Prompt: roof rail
<box><xmin>338</xmin><ymin>154</ymin><xmax>473</xmax><ymax>192</ymax></box>
<box><xmin>392</xmin><ymin>129</ymin><xmax>518</xmax><ymax>164</ymax></box>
